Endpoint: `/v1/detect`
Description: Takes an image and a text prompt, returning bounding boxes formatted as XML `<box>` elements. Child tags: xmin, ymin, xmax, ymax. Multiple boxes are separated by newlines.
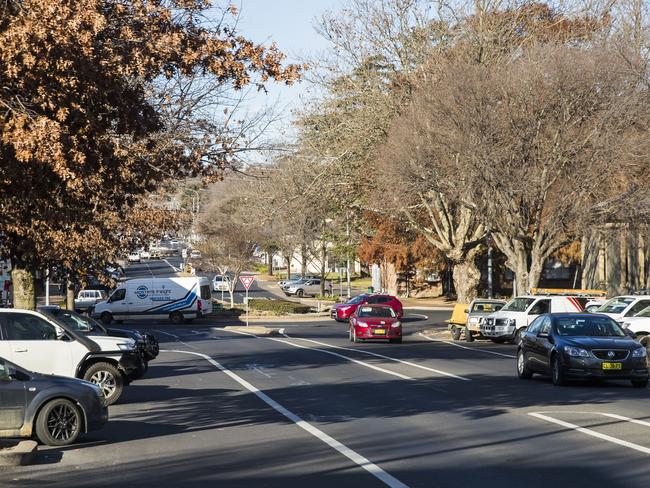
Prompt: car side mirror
<box><xmin>464</xmin><ymin>309</ymin><xmax>469</xmax><ymax>314</ymax></box>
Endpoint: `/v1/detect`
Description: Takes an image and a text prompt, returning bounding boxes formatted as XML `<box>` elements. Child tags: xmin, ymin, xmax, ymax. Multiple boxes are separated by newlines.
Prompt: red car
<box><xmin>349</xmin><ymin>305</ymin><xmax>402</xmax><ymax>343</ymax></box>
<box><xmin>331</xmin><ymin>294</ymin><xmax>403</xmax><ymax>322</ymax></box>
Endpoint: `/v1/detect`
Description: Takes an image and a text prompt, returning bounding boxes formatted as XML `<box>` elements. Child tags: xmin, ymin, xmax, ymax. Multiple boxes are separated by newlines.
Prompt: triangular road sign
<box><xmin>239</xmin><ymin>275</ymin><xmax>255</xmax><ymax>290</ymax></box>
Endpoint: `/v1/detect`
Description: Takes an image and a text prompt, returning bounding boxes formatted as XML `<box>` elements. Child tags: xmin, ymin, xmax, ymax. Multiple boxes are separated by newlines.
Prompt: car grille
<box><xmin>592</xmin><ymin>350</ymin><xmax>629</xmax><ymax>360</ymax></box>
<box><xmin>483</xmin><ymin>318</ymin><xmax>508</xmax><ymax>326</ymax></box>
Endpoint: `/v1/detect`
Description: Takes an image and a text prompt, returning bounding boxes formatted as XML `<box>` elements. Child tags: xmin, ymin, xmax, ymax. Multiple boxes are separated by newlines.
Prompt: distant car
<box><xmin>190</xmin><ymin>250</ymin><xmax>201</xmax><ymax>259</ymax></box>
<box><xmin>460</xmin><ymin>299</ymin><xmax>507</xmax><ymax>342</ymax></box>
<box><xmin>621</xmin><ymin>305</ymin><xmax>650</xmax><ymax>343</ymax></box>
<box><xmin>213</xmin><ymin>274</ymin><xmax>231</xmax><ymax>292</ymax></box>
<box><xmin>349</xmin><ymin>305</ymin><xmax>402</xmax><ymax>344</ymax></box>
<box><xmin>74</xmin><ymin>289</ymin><xmax>108</xmax><ymax>312</ymax></box>
<box><xmin>331</xmin><ymin>294</ymin><xmax>403</xmax><ymax>322</ymax></box>
<box><xmin>0</xmin><ymin>357</ymin><xmax>108</xmax><ymax>446</ymax></box>
<box><xmin>277</xmin><ymin>275</ymin><xmax>318</xmax><ymax>288</ymax></box>
<box><xmin>127</xmin><ymin>252</ymin><xmax>141</xmax><ymax>263</ymax></box>
<box><xmin>284</xmin><ymin>278</ymin><xmax>332</xmax><ymax>297</ymax></box>
<box><xmin>517</xmin><ymin>313</ymin><xmax>649</xmax><ymax>387</ymax></box>
<box><xmin>595</xmin><ymin>296</ymin><xmax>650</xmax><ymax>323</ymax></box>
<box><xmin>139</xmin><ymin>250</ymin><xmax>151</xmax><ymax>260</ymax></box>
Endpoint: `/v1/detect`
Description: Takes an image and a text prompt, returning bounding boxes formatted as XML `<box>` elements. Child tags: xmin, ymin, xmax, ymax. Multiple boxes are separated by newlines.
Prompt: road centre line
<box><xmin>163</xmin><ymin>259</ymin><xmax>181</xmax><ymax>272</ymax></box>
<box><xmin>420</xmin><ymin>334</ymin><xmax>516</xmax><ymax>359</ymax></box>
<box><xmin>528</xmin><ymin>412</ymin><xmax>650</xmax><ymax>455</ymax></box>
<box><xmin>224</xmin><ymin>329</ymin><xmax>413</xmax><ymax>381</ymax></box>
<box><xmin>283</xmin><ymin>334</ymin><xmax>470</xmax><ymax>382</ymax></box>
<box><xmin>161</xmin><ymin>348</ymin><xmax>410</xmax><ymax>488</ymax></box>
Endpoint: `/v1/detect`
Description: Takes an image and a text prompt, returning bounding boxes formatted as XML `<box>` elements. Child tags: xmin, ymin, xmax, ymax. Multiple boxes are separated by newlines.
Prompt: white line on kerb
<box><xmin>162</xmin><ymin>348</ymin><xmax>410</xmax><ymax>488</ymax></box>
<box><xmin>420</xmin><ymin>334</ymin><xmax>516</xmax><ymax>359</ymax></box>
<box><xmin>284</xmin><ymin>334</ymin><xmax>470</xmax><ymax>382</ymax></box>
<box><xmin>528</xmin><ymin>412</ymin><xmax>650</xmax><ymax>455</ymax></box>
<box><xmin>225</xmin><ymin>329</ymin><xmax>413</xmax><ymax>381</ymax></box>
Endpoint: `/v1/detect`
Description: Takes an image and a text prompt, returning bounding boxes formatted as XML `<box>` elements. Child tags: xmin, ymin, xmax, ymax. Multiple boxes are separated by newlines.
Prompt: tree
<box><xmin>0</xmin><ymin>0</ymin><xmax>301</xmax><ymax>308</ymax></box>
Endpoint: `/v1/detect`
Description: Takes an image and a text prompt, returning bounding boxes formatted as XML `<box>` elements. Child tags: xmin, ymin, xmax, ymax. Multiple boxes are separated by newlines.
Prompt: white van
<box><xmin>480</xmin><ymin>295</ymin><xmax>584</xmax><ymax>343</ymax></box>
<box><xmin>92</xmin><ymin>276</ymin><xmax>212</xmax><ymax>325</ymax></box>
<box><xmin>594</xmin><ymin>295</ymin><xmax>650</xmax><ymax>323</ymax></box>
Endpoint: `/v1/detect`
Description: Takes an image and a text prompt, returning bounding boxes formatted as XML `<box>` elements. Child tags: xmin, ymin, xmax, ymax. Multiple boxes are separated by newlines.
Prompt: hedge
<box><xmin>248</xmin><ymin>299</ymin><xmax>312</xmax><ymax>315</ymax></box>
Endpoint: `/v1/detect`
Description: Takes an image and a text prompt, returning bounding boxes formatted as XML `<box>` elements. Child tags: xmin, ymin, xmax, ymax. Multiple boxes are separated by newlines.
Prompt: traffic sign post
<box><xmin>239</xmin><ymin>275</ymin><xmax>255</xmax><ymax>326</ymax></box>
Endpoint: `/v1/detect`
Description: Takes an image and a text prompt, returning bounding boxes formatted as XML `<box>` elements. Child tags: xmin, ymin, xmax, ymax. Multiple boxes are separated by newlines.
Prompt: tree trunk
<box><xmin>451</xmin><ymin>258</ymin><xmax>480</xmax><ymax>304</ymax></box>
<box><xmin>286</xmin><ymin>255</ymin><xmax>291</xmax><ymax>280</ymax></box>
<box><xmin>320</xmin><ymin>241</ymin><xmax>327</xmax><ymax>296</ymax></box>
<box><xmin>267</xmin><ymin>251</ymin><xmax>274</xmax><ymax>276</ymax></box>
<box><xmin>381</xmin><ymin>260</ymin><xmax>399</xmax><ymax>296</ymax></box>
<box><xmin>66</xmin><ymin>282</ymin><xmax>75</xmax><ymax>310</ymax></box>
<box><xmin>300</xmin><ymin>243</ymin><xmax>308</xmax><ymax>278</ymax></box>
<box><xmin>11</xmin><ymin>266</ymin><xmax>36</xmax><ymax>310</ymax></box>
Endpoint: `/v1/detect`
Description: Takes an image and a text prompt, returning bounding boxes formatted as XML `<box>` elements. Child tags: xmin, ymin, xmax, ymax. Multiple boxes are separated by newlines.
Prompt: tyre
<box><xmin>83</xmin><ymin>362</ymin><xmax>124</xmax><ymax>405</ymax></box>
<box><xmin>451</xmin><ymin>327</ymin><xmax>462</xmax><ymax>341</ymax></box>
<box><xmin>464</xmin><ymin>326</ymin><xmax>474</xmax><ymax>342</ymax></box>
<box><xmin>170</xmin><ymin>311</ymin><xmax>185</xmax><ymax>324</ymax></box>
<box><xmin>512</xmin><ymin>328</ymin><xmax>523</xmax><ymax>345</ymax></box>
<box><xmin>35</xmin><ymin>398</ymin><xmax>82</xmax><ymax>446</ymax></box>
<box><xmin>390</xmin><ymin>338</ymin><xmax>402</xmax><ymax>344</ymax></box>
<box><xmin>551</xmin><ymin>354</ymin><xmax>565</xmax><ymax>386</ymax></box>
<box><xmin>638</xmin><ymin>334</ymin><xmax>650</xmax><ymax>348</ymax></box>
<box><xmin>130</xmin><ymin>361</ymin><xmax>148</xmax><ymax>380</ymax></box>
<box><xmin>631</xmin><ymin>379</ymin><xmax>648</xmax><ymax>388</ymax></box>
<box><xmin>348</xmin><ymin>329</ymin><xmax>353</xmax><ymax>342</ymax></box>
<box><xmin>100</xmin><ymin>312</ymin><xmax>113</xmax><ymax>326</ymax></box>
<box><xmin>517</xmin><ymin>349</ymin><xmax>533</xmax><ymax>379</ymax></box>
<box><xmin>352</xmin><ymin>328</ymin><xmax>359</xmax><ymax>343</ymax></box>
<box><xmin>296</xmin><ymin>289</ymin><xmax>304</xmax><ymax>298</ymax></box>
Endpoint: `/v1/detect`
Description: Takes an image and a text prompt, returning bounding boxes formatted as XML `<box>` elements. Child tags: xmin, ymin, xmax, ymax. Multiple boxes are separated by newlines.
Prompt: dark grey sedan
<box><xmin>517</xmin><ymin>313</ymin><xmax>649</xmax><ymax>387</ymax></box>
<box><xmin>0</xmin><ymin>357</ymin><xmax>108</xmax><ymax>446</ymax></box>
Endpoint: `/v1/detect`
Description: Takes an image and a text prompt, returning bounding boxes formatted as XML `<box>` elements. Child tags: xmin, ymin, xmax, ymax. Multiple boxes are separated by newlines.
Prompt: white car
<box><xmin>0</xmin><ymin>309</ymin><xmax>141</xmax><ymax>404</ymax></box>
<box><xmin>213</xmin><ymin>275</ymin><xmax>231</xmax><ymax>292</ymax></box>
<box><xmin>190</xmin><ymin>250</ymin><xmax>201</xmax><ymax>259</ymax></box>
<box><xmin>595</xmin><ymin>296</ymin><xmax>650</xmax><ymax>323</ymax></box>
<box><xmin>622</xmin><ymin>306</ymin><xmax>650</xmax><ymax>338</ymax></box>
<box><xmin>139</xmin><ymin>250</ymin><xmax>151</xmax><ymax>260</ymax></box>
<box><xmin>127</xmin><ymin>252</ymin><xmax>141</xmax><ymax>263</ymax></box>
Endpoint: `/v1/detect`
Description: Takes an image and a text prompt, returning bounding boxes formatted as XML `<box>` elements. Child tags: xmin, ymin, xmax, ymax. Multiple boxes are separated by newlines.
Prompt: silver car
<box><xmin>284</xmin><ymin>279</ymin><xmax>332</xmax><ymax>297</ymax></box>
<box><xmin>459</xmin><ymin>299</ymin><xmax>507</xmax><ymax>342</ymax></box>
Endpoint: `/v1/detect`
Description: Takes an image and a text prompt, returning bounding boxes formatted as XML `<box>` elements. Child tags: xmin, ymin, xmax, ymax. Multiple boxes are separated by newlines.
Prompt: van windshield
<box><xmin>596</xmin><ymin>297</ymin><xmax>635</xmax><ymax>314</ymax></box>
<box><xmin>502</xmin><ymin>298</ymin><xmax>535</xmax><ymax>312</ymax></box>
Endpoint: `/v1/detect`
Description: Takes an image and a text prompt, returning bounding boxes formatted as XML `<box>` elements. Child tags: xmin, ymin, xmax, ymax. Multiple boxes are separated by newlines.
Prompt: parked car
<box><xmin>480</xmin><ymin>295</ymin><xmax>585</xmax><ymax>344</ymax></box>
<box><xmin>92</xmin><ymin>276</ymin><xmax>213</xmax><ymax>325</ymax></box>
<box><xmin>331</xmin><ymin>294</ymin><xmax>403</xmax><ymax>321</ymax></box>
<box><xmin>284</xmin><ymin>278</ymin><xmax>332</xmax><ymax>297</ymax></box>
<box><xmin>595</xmin><ymin>295</ymin><xmax>650</xmax><ymax>323</ymax></box>
<box><xmin>139</xmin><ymin>250</ymin><xmax>151</xmax><ymax>260</ymax></box>
<box><xmin>190</xmin><ymin>250</ymin><xmax>201</xmax><ymax>259</ymax></box>
<box><xmin>517</xmin><ymin>313</ymin><xmax>649</xmax><ymax>387</ymax></box>
<box><xmin>0</xmin><ymin>309</ymin><xmax>141</xmax><ymax>405</ymax></box>
<box><xmin>74</xmin><ymin>289</ymin><xmax>108</xmax><ymax>312</ymax></box>
<box><xmin>38</xmin><ymin>307</ymin><xmax>159</xmax><ymax>377</ymax></box>
<box><xmin>585</xmin><ymin>298</ymin><xmax>608</xmax><ymax>313</ymax></box>
<box><xmin>278</xmin><ymin>275</ymin><xmax>317</xmax><ymax>288</ymax></box>
<box><xmin>212</xmin><ymin>274</ymin><xmax>231</xmax><ymax>292</ymax></box>
<box><xmin>0</xmin><ymin>356</ymin><xmax>108</xmax><ymax>446</ymax></box>
<box><xmin>349</xmin><ymin>305</ymin><xmax>402</xmax><ymax>343</ymax></box>
<box><xmin>127</xmin><ymin>252</ymin><xmax>141</xmax><ymax>263</ymax></box>
<box><xmin>621</xmin><ymin>306</ymin><xmax>650</xmax><ymax>343</ymax></box>
<box><xmin>456</xmin><ymin>299</ymin><xmax>507</xmax><ymax>342</ymax></box>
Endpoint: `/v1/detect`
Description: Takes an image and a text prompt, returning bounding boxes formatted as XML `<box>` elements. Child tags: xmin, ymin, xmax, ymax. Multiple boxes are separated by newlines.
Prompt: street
<box><xmin>3</xmin><ymin>310</ymin><xmax>650</xmax><ymax>487</ymax></box>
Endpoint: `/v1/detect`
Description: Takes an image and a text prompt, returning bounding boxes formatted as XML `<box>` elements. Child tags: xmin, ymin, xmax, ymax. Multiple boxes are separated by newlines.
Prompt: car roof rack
<box><xmin>530</xmin><ymin>288</ymin><xmax>607</xmax><ymax>297</ymax></box>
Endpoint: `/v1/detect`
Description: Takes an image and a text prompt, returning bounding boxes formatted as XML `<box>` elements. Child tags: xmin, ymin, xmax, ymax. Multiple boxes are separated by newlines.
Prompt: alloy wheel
<box><xmin>46</xmin><ymin>404</ymin><xmax>79</xmax><ymax>442</ymax></box>
<box><xmin>90</xmin><ymin>370</ymin><xmax>117</xmax><ymax>397</ymax></box>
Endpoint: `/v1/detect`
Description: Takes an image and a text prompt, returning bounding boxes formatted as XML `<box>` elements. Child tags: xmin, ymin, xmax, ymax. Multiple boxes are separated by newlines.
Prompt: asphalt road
<box><xmin>5</xmin><ymin>312</ymin><xmax>650</xmax><ymax>487</ymax></box>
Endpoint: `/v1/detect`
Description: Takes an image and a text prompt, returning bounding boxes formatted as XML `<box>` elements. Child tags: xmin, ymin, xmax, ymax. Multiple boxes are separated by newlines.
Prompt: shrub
<box><xmin>248</xmin><ymin>299</ymin><xmax>312</xmax><ymax>315</ymax></box>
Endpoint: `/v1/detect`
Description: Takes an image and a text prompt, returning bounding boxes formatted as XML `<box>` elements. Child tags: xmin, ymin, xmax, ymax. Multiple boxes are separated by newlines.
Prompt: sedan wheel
<box><xmin>352</xmin><ymin>328</ymin><xmax>359</xmax><ymax>343</ymax></box>
<box><xmin>551</xmin><ymin>355</ymin><xmax>565</xmax><ymax>386</ymax></box>
<box><xmin>35</xmin><ymin>399</ymin><xmax>82</xmax><ymax>446</ymax></box>
<box><xmin>517</xmin><ymin>349</ymin><xmax>533</xmax><ymax>379</ymax></box>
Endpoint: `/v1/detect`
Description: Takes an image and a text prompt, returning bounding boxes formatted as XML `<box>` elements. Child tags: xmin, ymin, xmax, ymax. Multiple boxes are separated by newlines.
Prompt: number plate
<box><xmin>602</xmin><ymin>362</ymin><xmax>622</xmax><ymax>370</ymax></box>
<box><xmin>373</xmin><ymin>329</ymin><xmax>386</xmax><ymax>335</ymax></box>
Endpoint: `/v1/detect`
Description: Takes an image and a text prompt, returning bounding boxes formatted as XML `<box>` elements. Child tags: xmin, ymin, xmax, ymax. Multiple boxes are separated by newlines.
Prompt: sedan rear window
<box><xmin>554</xmin><ymin>317</ymin><xmax>625</xmax><ymax>337</ymax></box>
<box><xmin>347</xmin><ymin>294</ymin><xmax>368</xmax><ymax>305</ymax></box>
<box><xmin>357</xmin><ymin>307</ymin><xmax>396</xmax><ymax>318</ymax></box>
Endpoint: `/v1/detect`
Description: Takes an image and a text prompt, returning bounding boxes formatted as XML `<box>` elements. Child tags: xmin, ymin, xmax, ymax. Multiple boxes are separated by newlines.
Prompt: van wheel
<box><xmin>100</xmin><ymin>312</ymin><xmax>113</xmax><ymax>326</ymax></box>
<box><xmin>83</xmin><ymin>362</ymin><xmax>124</xmax><ymax>405</ymax></box>
<box><xmin>170</xmin><ymin>312</ymin><xmax>185</xmax><ymax>324</ymax></box>
<box><xmin>35</xmin><ymin>398</ymin><xmax>82</xmax><ymax>446</ymax></box>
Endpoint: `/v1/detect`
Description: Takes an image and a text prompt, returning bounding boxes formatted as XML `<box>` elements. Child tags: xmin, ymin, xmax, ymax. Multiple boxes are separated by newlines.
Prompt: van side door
<box><xmin>527</xmin><ymin>299</ymin><xmax>551</xmax><ymax>325</ymax></box>
<box><xmin>107</xmin><ymin>288</ymin><xmax>129</xmax><ymax>318</ymax></box>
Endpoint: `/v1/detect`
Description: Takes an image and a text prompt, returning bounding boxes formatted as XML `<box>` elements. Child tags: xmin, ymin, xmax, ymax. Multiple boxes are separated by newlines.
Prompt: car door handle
<box><xmin>14</xmin><ymin>348</ymin><xmax>28</xmax><ymax>353</ymax></box>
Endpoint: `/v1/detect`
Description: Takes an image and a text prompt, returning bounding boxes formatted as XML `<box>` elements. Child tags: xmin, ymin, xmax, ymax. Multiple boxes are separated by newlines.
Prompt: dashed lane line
<box><xmin>420</xmin><ymin>333</ymin><xmax>516</xmax><ymax>358</ymax></box>
<box><xmin>282</xmin><ymin>334</ymin><xmax>470</xmax><ymax>382</ymax></box>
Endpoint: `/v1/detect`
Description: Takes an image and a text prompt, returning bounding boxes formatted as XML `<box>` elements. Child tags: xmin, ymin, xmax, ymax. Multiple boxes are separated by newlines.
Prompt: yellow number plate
<box><xmin>373</xmin><ymin>329</ymin><xmax>386</xmax><ymax>335</ymax></box>
<box><xmin>602</xmin><ymin>362</ymin><xmax>622</xmax><ymax>370</ymax></box>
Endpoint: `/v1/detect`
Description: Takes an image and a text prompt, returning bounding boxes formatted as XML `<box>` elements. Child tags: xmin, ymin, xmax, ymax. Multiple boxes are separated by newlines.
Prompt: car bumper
<box><xmin>480</xmin><ymin>325</ymin><xmax>516</xmax><ymax>339</ymax></box>
<box><xmin>332</xmin><ymin>309</ymin><xmax>351</xmax><ymax>320</ymax></box>
<box><xmin>119</xmin><ymin>352</ymin><xmax>146</xmax><ymax>379</ymax></box>
<box><xmin>561</xmin><ymin>356</ymin><xmax>649</xmax><ymax>379</ymax></box>
<box><xmin>354</xmin><ymin>326</ymin><xmax>402</xmax><ymax>339</ymax></box>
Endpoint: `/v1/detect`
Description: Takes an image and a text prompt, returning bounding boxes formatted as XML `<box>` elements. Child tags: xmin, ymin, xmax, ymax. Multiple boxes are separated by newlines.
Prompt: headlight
<box><xmin>117</xmin><ymin>342</ymin><xmax>136</xmax><ymax>351</ymax></box>
<box><xmin>506</xmin><ymin>318</ymin><xmax>516</xmax><ymax>326</ymax></box>
<box><xmin>468</xmin><ymin>317</ymin><xmax>479</xmax><ymax>324</ymax></box>
<box><xmin>356</xmin><ymin>321</ymin><xmax>368</xmax><ymax>328</ymax></box>
<box><xmin>565</xmin><ymin>346</ymin><xmax>590</xmax><ymax>358</ymax></box>
<box><xmin>391</xmin><ymin>321</ymin><xmax>401</xmax><ymax>328</ymax></box>
<box><xmin>632</xmin><ymin>347</ymin><xmax>647</xmax><ymax>358</ymax></box>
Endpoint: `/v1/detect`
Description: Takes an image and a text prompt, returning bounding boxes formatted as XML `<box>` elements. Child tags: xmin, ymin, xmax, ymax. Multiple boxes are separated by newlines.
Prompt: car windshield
<box><xmin>636</xmin><ymin>306</ymin><xmax>650</xmax><ymax>318</ymax></box>
<box><xmin>471</xmin><ymin>302</ymin><xmax>504</xmax><ymax>313</ymax></box>
<box><xmin>502</xmin><ymin>298</ymin><xmax>535</xmax><ymax>312</ymax></box>
<box><xmin>554</xmin><ymin>316</ymin><xmax>626</xmax><ymax>337</ymax></box>
<box><xmin>47</xmin><ymin>310</ymin><xmax>104</xmax><ymax>333</ymax></box>
<box><xmin>357</xmin><ymin>306</ymin><xmax>396</xmax><ymax>318</ymax></box>
<box><xmin>596</xmin><ymin>297</ymin><xmax>635</xmax><ymax>314</ymax></box>
<box><xmin>348</xmin><ymin>294</ymin><xmax>369</xmax><ymax>305</ymax></box>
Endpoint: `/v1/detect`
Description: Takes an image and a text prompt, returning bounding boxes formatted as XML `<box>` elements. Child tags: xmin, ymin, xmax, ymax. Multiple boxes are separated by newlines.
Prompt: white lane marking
<box><xmin>284</xmin><ymin>334</ymin><xmax>470</xmax><ymax>382</ymax></box>
<box><xmin>529</xmin><ymin>412</ymin><xmax>650</xmax><ymax>455</ymax></box>
<box><xmin>162</xmin><ymin>348</ymin><xmax>410</xmax><ymax>488</ymax></box>
<box><xmin>408</xmin><ymin>313</ymin><xmax>429</xmax><ymax>320</ymax></box>
<box><xmin>599</xmin><ymin>413</ymin><xmax>650</xmax><ymax>427</ymax></box>
<box><xmin>163</xmin><ymin>259</ymin><xmax>181</xmax><ymax>272</ymax></box>
<box><xmin>225</xmin><ymin>329</ymin><xmax>413</xmax><ymax>381</ymax></box>
<box><xmin>420</xmin><ymin>333</ymin><xmax>516</xmax><ymax>359</ymax></box>
<box><xmin>532</xmin><ymin>411</ymin><xmax>650</xmax><ymax>428</ymax></box>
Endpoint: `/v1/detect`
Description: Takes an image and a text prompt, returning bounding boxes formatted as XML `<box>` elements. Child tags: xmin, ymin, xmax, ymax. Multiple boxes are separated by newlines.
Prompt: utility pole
<box><xmin>346</xmin><ymin>216</ymin><xmax>351</xmax><ymax>298</ymax></box>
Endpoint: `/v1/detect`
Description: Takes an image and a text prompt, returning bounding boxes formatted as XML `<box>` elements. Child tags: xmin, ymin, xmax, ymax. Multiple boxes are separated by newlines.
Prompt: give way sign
<box><xmin>239</xmin><ymin>275</ymin><xmax>255</xmax><ymax>290</ymax></box>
